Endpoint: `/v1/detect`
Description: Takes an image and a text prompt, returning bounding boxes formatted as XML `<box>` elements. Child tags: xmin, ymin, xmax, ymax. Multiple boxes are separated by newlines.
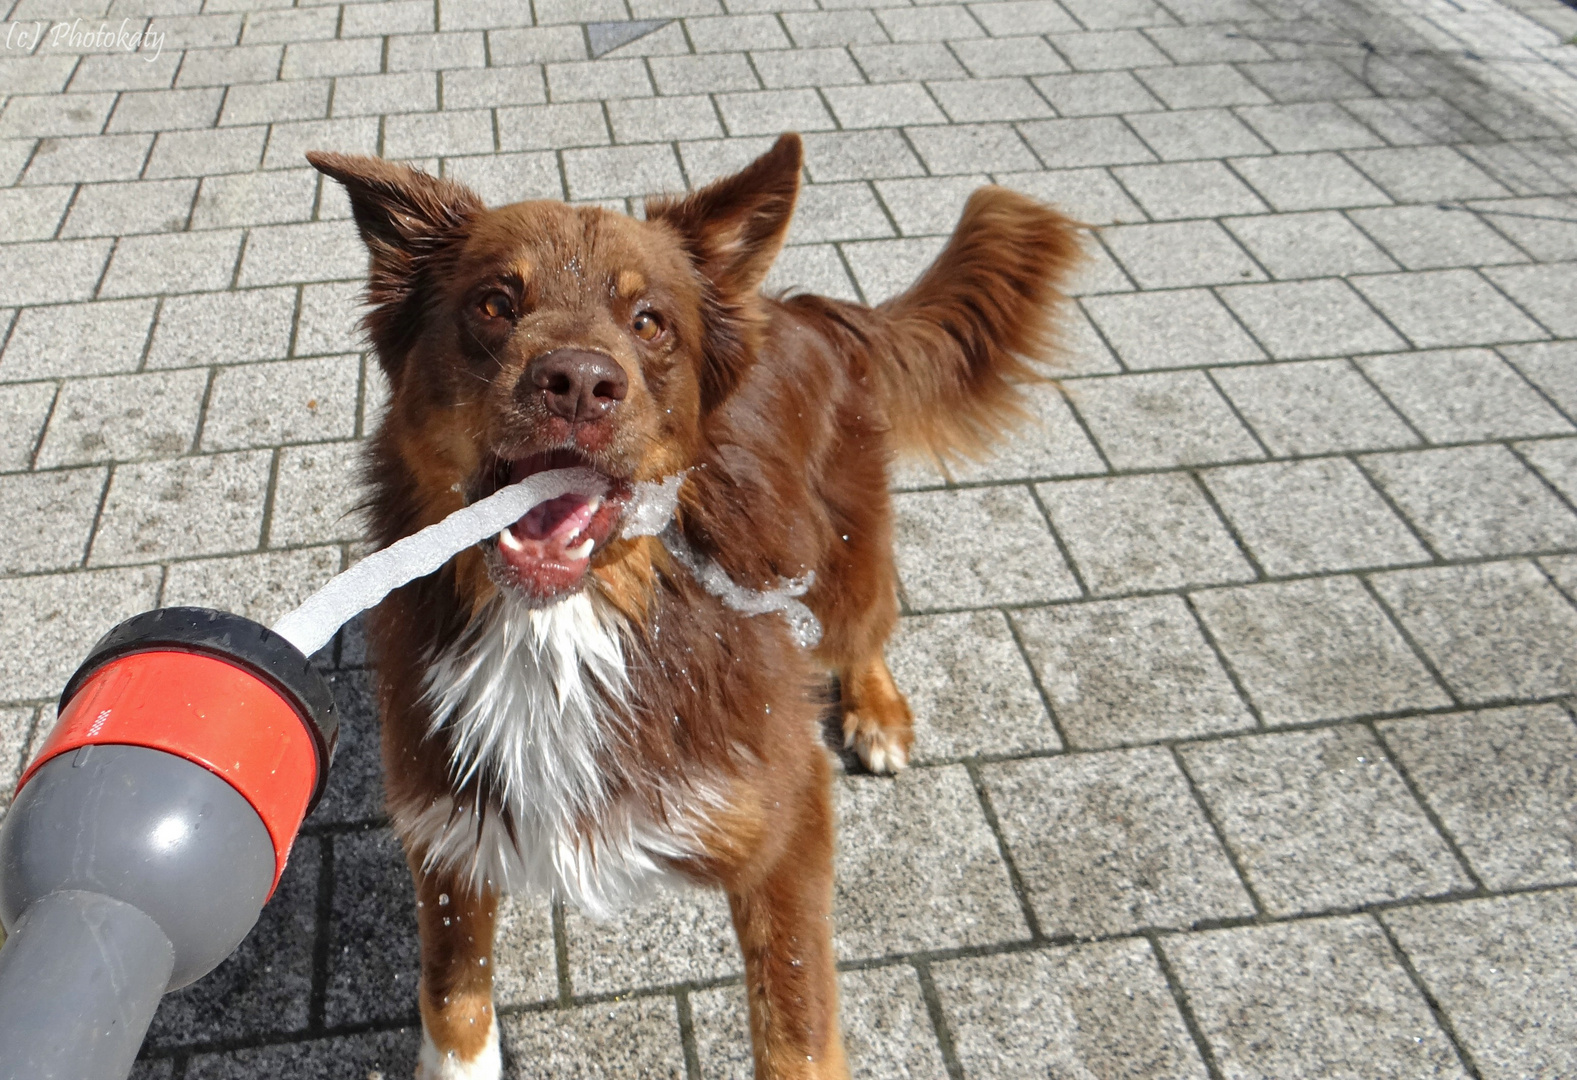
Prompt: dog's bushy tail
<box><xmin>866</xmin><ymin>187</ymin><xmax>1084</xmax><ymax>463</ymax></box>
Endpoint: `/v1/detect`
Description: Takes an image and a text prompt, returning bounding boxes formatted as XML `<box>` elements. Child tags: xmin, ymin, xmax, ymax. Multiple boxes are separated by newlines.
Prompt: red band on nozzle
<box><xmin>20</xmin><ymin>651</ymin><xmax>320</xmax><ymax>893</ymax></box>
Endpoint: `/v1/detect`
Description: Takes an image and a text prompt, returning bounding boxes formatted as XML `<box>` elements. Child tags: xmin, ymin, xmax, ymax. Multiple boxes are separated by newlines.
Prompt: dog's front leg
<box><xmin>727</xmin><ymin>781</ymin><xmax>850</xmax><ymax>1080</ymax></box>
<box><xmin>410</xmin><ymin>860</ymin><xmax>501</xmax><ymax>1080</ymax></box>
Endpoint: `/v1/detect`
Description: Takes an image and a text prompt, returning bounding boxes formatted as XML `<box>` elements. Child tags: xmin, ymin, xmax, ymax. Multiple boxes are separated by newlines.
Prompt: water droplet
<box><xmin>443</xmin><ymin>917</ymin><xmax>451</xmax><ymax>926</ymax></box>
<box><xmin>438</xmin><ymin>893</ymin><xmax>450</xmax><ymax>906</ymax></box>
<box><xmin>478</xmin><ymin>956</ymin><xmax>488</xmax><ymax>966</ymax></box>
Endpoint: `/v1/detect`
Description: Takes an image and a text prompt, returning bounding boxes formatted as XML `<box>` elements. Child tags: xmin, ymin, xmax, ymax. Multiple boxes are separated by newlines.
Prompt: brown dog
<box><xmin>308</xmin><ymin>133</ymin><xmax>1081</xmax><ymax>1079</ymax></box>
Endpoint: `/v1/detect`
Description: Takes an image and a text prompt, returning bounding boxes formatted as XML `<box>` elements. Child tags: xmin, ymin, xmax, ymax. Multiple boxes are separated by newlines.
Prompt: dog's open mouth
<box><xmin>485</xmin><ymin>449</ymin><xmax>631</xmax><ymax>599</ymax></box>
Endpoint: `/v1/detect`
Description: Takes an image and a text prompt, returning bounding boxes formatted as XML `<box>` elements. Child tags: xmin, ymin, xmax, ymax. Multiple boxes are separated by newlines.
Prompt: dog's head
<box><xmin>309</xmin><ymin>134</ymin><xmax>802</xmax><ymax>606</ymax></box>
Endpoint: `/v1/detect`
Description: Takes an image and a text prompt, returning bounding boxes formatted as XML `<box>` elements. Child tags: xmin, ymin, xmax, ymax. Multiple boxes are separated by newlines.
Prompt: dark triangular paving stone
<box><xmin>586</xmin><ymin>19</ymin><xmax>672</xmax><ymax>59</ymax></box>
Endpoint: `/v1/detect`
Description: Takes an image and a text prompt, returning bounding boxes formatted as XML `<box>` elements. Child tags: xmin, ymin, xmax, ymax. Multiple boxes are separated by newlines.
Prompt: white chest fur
<box><xmin>391</xmin><ymin>591</ymin><xmax>706</xmax><ymax>919</ymax></box>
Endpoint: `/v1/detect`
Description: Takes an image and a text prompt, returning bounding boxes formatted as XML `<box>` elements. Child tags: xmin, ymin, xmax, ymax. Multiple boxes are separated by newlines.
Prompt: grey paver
<box><xmin>986</xmin><ymin>749</ymin><xmax>1255</xmax><ymax>935</ymax></box>
<box><xmin>834</xmin><ymin>766</ymin><xmax>1028</xmax><ymax>959</ymax></box>
<box><xmin>1482</xmin><ymin>263</ymin><xmax>1577</xmax><ymax>338</ymax></box>
<box><xmin>1012</xmin><ymin>596</ymin><xmax>1255</xmax><ymax>747</ymax></box>
<box><xmin>1466</xmin><ymin>196</ymin><xmax>1577</xmax><ymax>262</ymax></box>
<box><xmin>23</xmin><ymin>134</ymin><xmax>153</xmax><ymax>186</ymax></box>
<box><xmin>1113</xmin><ymin>160</ymin><xmax>1267</xmax><ymax>219</ymax></box>
<box><xmin>934</xmin><ymin>941</ymin><xmax>1209</xmax><ymax>1079</ymax></box>
<box><xmin>1201</xmin><ymin>458</ymin><xmax>1430</xmax><ymax>575</ymax></box>
<box><xmin>1379</xmin><ymin>705</ymin><xmax>1577</xmax><ymax>889</ymax></box>
<box><xmin>0</xmin><ymin>237</ymin><xmax>117</xmax><ymax>309</ymax></box>
<box><xmin>106</xmin><ymin>88</ymin><xmax>225</xmax><ymax>134</ymax></box>
<box><xmin>90</xmin><ymin>449</ymin><xmax>272</xmax><ymax>566</ymax></box>
<box><xmin>998</xmin><ymin>168</ymin><xmax>1145</xmax><ymax>227</ymax></box>
<box><xmin>1182</xmin><ymin>726</ymin><xmax>1470</xmax><ymax>913</ymax></box>
<box><xmin>100</xmin><ymin>230</ymin><xmax>245</xmax><ymax>299</ymax></box>
<box><xmin>1211</xmin><ymin>359</ymin><xmax>1419</xmax><ymax>455</ymax></box>
<box><xmin>61</xmin><ymin>179</ymin><xmax>197</xmax><ymax>238</ymax></box>
<box><xmin>750</xmin><ymin>46</ymin><xmax>864</xmax><ymax>88</ymax></box>
<box><xmin>906</xmin><ymin>123</ymin><xmax>1040</xmax><ymax>174</ymax></box>
<box><xmin>1165</xmin><ymin>917</ymin><xmax>1469</xmax><ymax>1079</ymax></box>
<box><xmin>1039</xmin><ymin>472</ymin><xmax>1254</xmax><ymax>594</ymax></box>
<box><xmin>1193</xmin><ymin>576</ymin><xmax>1449</xmax><ymax>725</ymax></box>
<box><xmin>144</xmin><ymin>127</ymin><xmax>266</xmax><ymax>179</ymax></box>
<box><xmin>1031</xmin><ymin>70</ymin><xmax>1163</xmax><ymax>115</ymax></box>
<box><xmin>497</xmin><ymin>102</ymin><xmax>609</xmax><ymax>152</ymax></box>
<box><xmin>1066</xmin><ymin>370</ymin><xmax>1265</xmax><ymax>469</ymax></box>
<box><xmin>1138</xmin><ymin>63</ymin><xmax>1271</xmax><ymax>109</ymax></box>
<box><xmin>801</xmin><ymin>130</ymin><xmax>925</xmax><ymax>182</ymax></box>
<box><xmin>0</xmin><ymin>381</ymin><xmax>55</xmax><ymax>471</ymax></box>
<box><xmin>1383</xmin><ymin>891</ymin><xmax>1577</xmax><ymax>1080</ymax></box>
<box><xmin>268</xmin><ymin>440</ymin><xmax>366</xmax><ymax>546</ymax></box>
<box><xmin>1017</xmin><ymin>116</ymin><xmax>1156</xmax><ymax>168</ymax></box>
<box><xmin>1082</xmin><ymin>288</ymin><xmax>1265</xmax><ymax>369</ymax></box>
<box><xmin>1361</xmin><ymin>444</ymin><xmax>1577</xmax><ymax>559</ymax></box>
<box><xmin>1050</xmin><ymin>30</ymin><xmax>1171</xmax><ymax>72</ymax></box>
<box><xmin>886</xmin><ymin>610</ymin><xmax>1060</xmax><ymax>762</ymax></box>
<box><xmin>762</xmin><ymin>244</ymin><xmax>860</xmax><ymax>303</ymax></box>
<box><xmin>219</xmin><ymin>80</ymin><xmax>330</xmax><ymax>128</ymax></box>
<box><xmin>324</xmin><ymin>828</ymin><xmax>418</xmax><ymax>1026</ymax></box>
<box><xmin>823</xmin><ymin>82</ymin><xmax>946</xmax><ymax>129</ymax></box>
<box><xmin>238</xmin><ymin>221</ymin><xmax>365</xmax><ymax>287</ymax></box>
<box><xmin>184</xmin><ymin>1030</ymin><xmax>418</xmax><ymax>1080</ymax></box>
<box><xmin>1370</xmin><ymin>559</ymin><xmax>1577</xmax><ymax>703</ymax></box>
<box><xmin>949</xmin><ymin>36</ymin><xmax>1067</xmax><ymax>78</ymax></box>
<box><xmin>441</xmin><ymin>67</ymin><xmax>547</xmax><ymax>110</ymax></box>
<box><xmin>842</xmin><ymin>236</ymin><xmax>946</xmax><ymax>302</ymax></box>
<box><xmin>162</xmin><ymin>547</ymin><xmax>341</xmax><ymax>629</ymax></box>
<box><xmin>0</xmin><ymin>185</ymin><xmax>72</xmax><ymax>243</ymax></box>
<box><xmin>1346</xmin><ymin>145</ymin><xmax>1512</xmax><ymax>202</ymax></box>
<box><xmin>147</xmin><ymin>288</ymin><xmax>296</xmax><ymax>370</ymax></box>
<box><xmin>1520</xmin><ymin>438</ymin><xmax>1577</xmax><ymax>505</ymax></box>
<box><xmin>928</xmin><ymin>77</ymin><xmax>1054</xmax><ymax>122</ymax></box>
<box><xmin>1348</xmin><ymin>204</ymin><xmax>1531</xmax><ymax>270</ymax></box>
<box><xmin>1505</xmin><ymin>340</ymin><xmax>1577</xmax><ymax>420</ymax></box>
<box><xmin>36</xmin><ymin>368</ymin><xmax>208</xmax><ymax>466</ymax></box>
<box><xmin>565</xmin><ymin>885</ymin><xmax>737</xmax><ymax>995</ymax></box>
<box><xmin>1220</xmin><ymin>278</ymin><xmax>1408</xmax><ymax>359</ymax></box>
<box><xmin>0</xmin><ymin>566</ymin><xmax>161</xmax><ymax>701</ymax></box>
<box><xmin>561</xmin><ymin>144</ymin><xmax>683</xmax><ymax>201</ymax></box>
<box><xmin>1103</xmin><ymin>220</ymin><xmax>1264</xmax><ymax>289</ymax></box>
<box><xmin>1359</xmin><ymin>348</ymin><xmax>1573</xmax><ymax>442</ymax></box>
<box><xmin>1229</xmin><ymin>150</ymin><xmax>1393</xmax><ymax>211</ymax></box>
<box><xmin>971</xmin><ymin>0</ymin><xmax>1079</xmax><ymax>35</ymax></box>
<box><xmin>262</xmin><ymin>118</ymin><xmax>380</xmax><ymax>169</ymax></box>
<box><xmin>501</xmin><ymin>996</ymin><xmax>685</xmax><ymax>1078</ymax></box>
<box><xmin>1124</xmin><ymin>106</ymin><xmax>1274</xmax><ymax>160</ymax></box>
<box><xmin>0</xmin><ymin>468</ymin><xmax>106</xmax><ymax>574</ymax></box>
<box><xmin>892</xmin><ymin>485</ymin><xmax>1080</xmax><ymax>609</ymax></box>
<box><xmin>203</xmin><ymin>355</ymin><xmax>360</xmax><ymax>450</ymax></box>
<box><xmin>1225</xmin><ymin>210</ymin><xmax>1400</xmax><ymax>279</ymax></box>
<box><xmin>1</xmin><ymin>298</ymin><xmax>155</xmax><ymax>380</ymax></box>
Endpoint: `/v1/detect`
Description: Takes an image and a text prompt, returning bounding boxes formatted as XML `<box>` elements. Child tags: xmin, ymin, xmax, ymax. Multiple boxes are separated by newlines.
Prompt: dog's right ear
<box><xmin>307</xmin><ymin>152</ymin><xmax>483</xmax><ymax>371</ymax></box>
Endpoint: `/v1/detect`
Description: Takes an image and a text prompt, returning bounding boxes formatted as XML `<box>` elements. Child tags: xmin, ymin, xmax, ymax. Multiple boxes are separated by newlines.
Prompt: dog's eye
<box><xmin>479</xmin><ymin>292</ymin><xmax>516</xmax><ymax>321</ymax></box>
<box><xmin>632</xmin><ymin>311</ymin><xmax>664</xmax><ymax>341</ymax></box>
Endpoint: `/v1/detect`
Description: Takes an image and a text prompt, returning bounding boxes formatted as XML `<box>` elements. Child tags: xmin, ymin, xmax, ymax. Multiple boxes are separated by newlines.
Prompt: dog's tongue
<box><xmin>501</xmin><ymin>492</ymin><xmax>602</xmax><ymax>569</ymax></box>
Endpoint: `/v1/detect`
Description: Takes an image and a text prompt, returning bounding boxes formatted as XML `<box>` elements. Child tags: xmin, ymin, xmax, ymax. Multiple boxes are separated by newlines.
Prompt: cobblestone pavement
<box><xmin>2</xmin><ymin>0</ymin><xmax>1577</xmax><ymax>1076</ymax></box>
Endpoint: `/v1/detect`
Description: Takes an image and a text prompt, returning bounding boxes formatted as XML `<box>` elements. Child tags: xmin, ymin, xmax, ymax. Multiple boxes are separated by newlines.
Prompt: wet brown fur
<box><xmin>309</xmin><ymin>134</ymin><xmax>1082</xmax><ymax>1079</ymax></box>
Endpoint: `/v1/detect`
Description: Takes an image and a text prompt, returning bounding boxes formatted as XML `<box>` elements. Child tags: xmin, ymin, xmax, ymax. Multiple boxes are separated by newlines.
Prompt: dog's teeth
<box><xmin>588</xmin><ymin>495</ymin><xmax>604</xmax><ymax>515</ymax></box>
<box><xmin>566</xmin><ymin>537</ymin><xmax>594</xmax><ymax>560</ymax></box>
<box><xmin>498</xmin><ymin>527</ymin><xmax>525</xmax><ymax>553</ymax></box>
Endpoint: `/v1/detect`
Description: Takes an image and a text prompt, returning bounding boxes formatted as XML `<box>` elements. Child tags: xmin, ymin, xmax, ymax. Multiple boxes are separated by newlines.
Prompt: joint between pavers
<box><xmin>1507</xmin><ymin>439</ymin><xmax>1577</xmax><ymax>521</ymax></box>
<box><xmin>24</xmin><ymin>381</ymin><xmax>61</xmax><ymax>472</ymax></box>
<box><xmin>962</xmin><ymin>757</ymin><xmax>1045</xmax><ymax>941</ymax></box>
<box><xmin>1027</xmin><ymin>482</ymin><xmax>1093</xmax><ymax>598</ymax></box>
<box><xmin>1366</xmin><ymin>717</ymin><xmax>1487</xmax><ymax>892</ymax></box>
<box><xmin>1202</xmin><ymin>369</ymin><xmax>1274</xmax><ymax>460</ymax></box>
<box><xmin>1146</xmin><ymin>930</ymin><xmax>1229</xmax><ymax>1080</ymax></box>
<box><xmin>1356</xmin><ymin>570</ymin><xmax>1464</xmax><ymax>707</ymax></box>
<box><xmin>1371</xmin><ymin>913</ymin><xmax>1488</xmax><ymax>1080</ymax></box>
<box><xmin>1346</xmin><ymin>450</ymin><xmax>1444</xmax><ymax>562</ymax></box>
<box><xmin>551</xmin><ymin>897</ymin><xmax>574</xmax><ymax>1005</ymax></box>
<box><xmin>1187</xmin><ymin>466</ymin><xmax>1270</xmax><ymax>580</ymax></box>
<box><xmin>1001</xmin><ymin>611</ymin><xmax>1076</xmax><ymax>754</ymax></box>
<box><xmin>1168</xmin><ymin>742</ymin><xmax>1270</xmax><ymax>916</ymax></box>
<box><xmin>256</xmin><ymin>445</ymin><xmax>283</xmax><ymax>552</ymax></box>
<box><xmin>674</xmin><ymin>988</ymin><xmax>703</xmax><ymax>1080</ymax></box>
<box><xmin>189</xmin><ymin>365</ymin><xmax>218</xmax><ymax>455</ymax></box>
<box><xmin>1181</xmin><ymin>590</ymin><xmax>1266</xmax><ymax>727</ymax></box>
<box><xmin>77</xmin><ymin>462</ymin><xmax>115</xmax><ymax>570</ymax></box>
<box><xmin>911</xmin><ymin>959</ymin><xmax>967</xmax><ymax>1080</ymax></box>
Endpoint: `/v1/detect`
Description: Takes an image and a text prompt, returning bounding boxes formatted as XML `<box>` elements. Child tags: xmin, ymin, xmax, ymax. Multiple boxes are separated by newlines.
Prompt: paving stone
<box><xmin>296</xmin><ymin>280</ymin><xmax>367</xmax><ymax>357</ymax></box>
<box><xmin>106</xmin><ymin>86</ymin><xmax>225</xmax><ymax>133</ymax></box>
<box><xmin>1347</xmin><ymin>204</ymin><xmax>1530</xmax><ymax>271</ymax></box>
<box><xmin>887</xmin><ymin>610</ymin><xmax>1060</xmax><ymax>761</ymax></box>
<box><xmin>0</xmin><ymin>92</ymin><xmax>117</xmax><ymax>139</ymax></box>
<box><xmin>22</xmin><ymin>133</ymin><xmax>152</xmax><ymax>187</ymax></box>
<box><xmin>562</xmin><ymin>144</ymin><xmax>684</xmax><ymax>201</ymax></box>
<box><xmin>762</xmin><ymin>244</ymin><xmax>860</xmax><ymax>303</ymax></box>
<box><xmin>0</xmin><ymin>139</ymin><xmax>35</xmax><ymax>187</ymax></box>
<box><xmin>1082</xmin><ymin>288</ymin><xmax>1264</xmax><ymax>370</ymax></box>
<box><xmin>261</xmin><ymin>117</ymin><xmax>380</xmax><ymax>169</ymax></box>
<box><xmin>1226</xmin><ymin>210</ymin><xmax>1400</xmax><ymax>279</ymax></box>
<box><xmin>1211</xmin><ymin>359</ymin><xmax>1419</xmax><ymax>455</ymax></box>
<box><xmin>892</xmin><ymin>485</ymin><xmax>1080</xmax><ymax>609</ymax></box>
<box><xmin>1147</xmin><ymin>23</ymin><xmax>1273</xmax><ymax>64</ymax></box>
<box><xmin>1371</xmin><ymin>560</ymin><xmax>1577</xmax><ymax>703</ymax></box>
<box><xmin>841</xmin><ymin>236</ymin><xmax>945</xmax><ymax>302</ymax></box>
<box><xmin>1505</xmin><ymin>341</ymin><xmax>1577</xmax><ymax>423</ymax></box>
<box><xmin>821</xmin><ymin>82</ymin><xmax>945</xmax><ymax>129</ymax></box>
<box><xmin>1362</xmin><ymin>444</ymin><xmax>1577</xmax><ymax>559</ymax></box>
<box><xmin>1481</xmin><ymin>263</ymin><xmax>1577</xmax><ymax>338</ymax></box>
<box><xmin>715</xmin><ymin>87</ymin><xmax>834</xmax><ymax>135</ymax></box>
<box><xmin>1165</xmin><ymin>917</ymin><xmax>1469</xmax><ymax>1079</ymax></box>
<box><xmin>383</xmin><ymin>107</ymin><xmax>496</xmax><ymax>159</ymax></box>
<box><xmin>185</xmin><ymin>1030</ymin><xmax>420</xmax><ymax>1080</ymax></box>
<box><xmin>1195</xmin><ymin>575</ymin><xmax>1450</xmax><ymax>726</ymax></box>
<box><xmin>147</xmin><ymin>287</ymin><xmax>296</xmax><ymax>369</ymax></box>
<box><xmin>1066</xmin><ymin>370</ymin><xmax>1264</xmax><ymax>469</ymax></box>
<box><xmin>386</xmin><ymin>30</ymin><xmax>487</xmax><ymax>72</ymax></box>
<box><xmin>546</xmin><ymin>57</ymin><xmax>653</xmax><ymax>103</ymax></box>
<box><xmin>905</xmin><ymin>123</ymin><xmax>1040</xmax><ymax>174</ymax></box>
<box><xmin>646</xmin><ymin>52</ymin><xmax>759</xmax><ymax>95</ymax></box>
<box><xmin>997</xmin><ymin>168</ymin><xmax>1145</xmax><ymax>227</ymax></box>
<box><xmin>949</xmin><ymin>36</ymin><xmax>1067</xmax><ymax>78</ymax></box>
<box><xmin>1124</xmin><ymin>106</ymin><xmax>1273</xmax><ymax>160</ymax></box>
<box><xmin>1241</xmin><ymin>57</ymin><xmax>1374</xmax><ymax>102</ymax></box>
<box><xmin>872</xmin><ymin>174</ymin><xmax>989</xmax><ymax>236</ymax></box>
<box><xmin>1383</xmin><ymin>890</ymin><xmax>1577</xmax><ymax>1080</ymax></box>
<box><xmin>0</xmin><ymin>467</ymin><xmax>106</xmax><ymax>573</ymax></box>
<box><xmin>144</xmin><ymin>126</ymin><xmax>266</xmax><ymax>178</ymax></box>
<box><xmin>0</xmin><ymin>381</ymin><xmax>55</xmax><ymax>471</ymax></box>
<box><xmin>1102</xmin><ymin>220</ymin><xmax>1264</xmax><ymax>289</ymax></box>
<box><xmin>203</xmin><ymin>355</ymin><xmax>359</xmax><ymax>450</ymax></box>
<box><xmin>441</xmin><ymin>67</ymin><xmax>547</xmax><ymax>110</ymax></box>
<box><xmin>997</xmin><ymin>749</ymin><xmax>1257</xmax><ymax>937</ymax></box>
<box><xmin>1181</xmin><ymin>726</ymin><xmax>1470</xmax><ymax>912</ymax></box>
<box><xmin>928</xmin><ymin>77</ymin><xmax>1054</xmax><ymax>122</ymax></box>
<box><xmin>100</xmin><ymin>229</ymin><xmax>244</xmax><ymax>299</ymax></box>
<box><xmin>443</xmin><ymin>151</ymin><xmax>565</xmax><ymax>205</ymax></box>
<box><xmin>970</xmin><ymin>0</ymin><xmax>1079</xmax><ymax>35</ymax></box>
<box><xmin>90</xmin><ymin>449</ymin><xmax>271</xmax><ymax>566</ymax></box>
<box><xmin>1111</xmin><ymin>160</ymin><xmax>1267</xmax><ymax>220</ymax></box>
<box><xmin>1228</xmin><ymin>149</ymin><xmax>1393</xmax><ymax>211</ymax></box>
<box><xmin>240</xmin><ymin>5</ymin><xmax>337</xmax><ymax>44</ymax></box>
<box><xmin>1359</xmin><ymin>348</ymin><xmax>1572</xmax><ymax>442</ymax></box>
<box><xmin>1202</xmin><ymin>458</ymin><xmax>1431</xmax><ymax>575</ymax></box>
<box><xmin>60</xmin><ymin>178</ymin><xmax>197</xmax><ymax>238</ymax></box>
<box><xmin>491</xmin><ymin>891</ymin><xmax>558</xmax><ymax>1008</ymax></box>
<box><xmin>750</xmin><ymin>45</ymin><xmax>863</xmax><ymax>88</ymax></box>
<box><xmin>500</xmin><ymin>996</ymin><xmax>685</xmax><ymax>1079</ymax></box>
<box><xmin>1234</xmin><ymin>101</ymin><xmax>1385</xmax><ymax>153</ymax></box>
<box><xmin>0</xmin><ymin>704</ymin><xmax>35</xmax><ymax>812</ymax></box>
<box><xmin>325</xmin><ymin>827</ymin><xmax>420</xmax><ymax>1026</ymax></box>
<box><xmin>0</xmin><ymin>185</ymin><xmax>72</xmax><ymax>242</ymax></box>
<box><xmin>780</xmin><ymin>183</ymin><xmax>889</xmax><ymax>245</ymax></box>
<box><xmin>162</xmin><ymin>546</ymin><xmax>341</xmax><ymax>629</ymax></box>
<box><xmin>330</xmin><ymin>71</ymin><xmax>438</xmax><ymax>118</ymax></box>
<box><xmin>269</xmin><ymin>439</ymin><xmax>366</xmax><ymax>547</ymax></box>
<box><xmin>801</xmin><ymin>130</ymin><xmax>926</xmax><ymax>182</ymax></box>
<box><xmin>1031</xmin><ymin>70</ymin><xmax>1163</xmax><ymax>115</ymax></box>
<box><xmin>947</xmin><ymin>381</ymin><xmax>1108</xmax><ymax>483</ymax></box>
<box><xmin>876</xmin><ymin>4</ymin><xmax>983</xmax><ymax>42</ymax></box>
<box><xmin>497</xmin><ymin>102</ymin><xmax>610</xmax><ymax>151</ymax></box>
<box><xmin>1</xmin><ymin>297</ymin><xmax>154</xmax><ymax>379</ymax></box>
<box><xmin>1011</xmin><ymin>596</ymin><xmax>1254</xmax><ymax>747</ymax></box>
<box><xmin>37</xmin><ymin>368</ymin><xmax>207</xmax><ymax>466</ymax></box>
<box><xmin>1062</xmin><ymin>0</ymin><xmax>1175</xmax><ymax>30</ymax></box>
<box><xmin>783</xmin><ymin>9</ymin><xmax>888</xmax><ymax>47</ymax></box>
<box><xmin>833</xmin><ymin>765</ymin><xmax>1028</xmax><ymax>959</ymax></box>
<box><xmin>1465</xmin><ymin>196</ymin><xmax>1577</xmax><ymax>263</ymax></box>
<box><xmin>1040</xmin><ymin>472</ymin><xmax>1254</xmax><ymax>593</ymax></box>
<box><xmin>1346</xmin><ymin>145</ymin><xmax>1512</xmax><ymax>203</ymax></box>
<box><xmin>219</xmin><ymin>79</ymin><xmax>330</xmax><ymax>127</ymax></box>
<box><xmin>1519</xmin><ymin>437</ymin><xmax>1577</xmax><ymax>505</ymax></box>
<box><xmin>1064</xmin><ymin>240</ymin><xmax>1133</xmax><ymax>296</ymax></box>
<box><xmin>1220</xmin><ymin>278</ymin><xmax>1408</xmax><ymax>359</ymax></box>
<box><xmin>565</xmin><ymin>884</ymin><xmax>738</xmax><ymax>995</ymax></box>
<box><xmin>1017</xmin><ymin>116</ymin><xmax>1156</xmax><ymax>168</ymax></box>
<box><xmin>1050</xmin><ymin>29</ymin><xmax>1171</xmax><ymax>71</ymax></box>
<box><xmin>1137</xmin><ymin>62</ymin><xmax>1271</xmax><ymax>109</ymax></box>
<box><xmin>933</xmin><ymin>940</ymin><xmax>1208</xmax><ymax>1079</ymax></box>
<box><xmin>1344</xmin><ymin>95</ymin><xmax>1494</xmax><ymax>148</ymax></box>
<box><xmin>1379</xmin><ymin>705</ymin><xmax>1577</xmax><ymax>889</ymax></box>
<box><xmin>238</xmin><ymin>220</ymin><xmax>365</xmax><ymax>287</ymax></box>
<box><xmin>487</xmin><ymin>25</ymin><xmax>588</xmax><ymax>65</ymax></box>
<box><xmin>603</xmin><ymin>95</ymin><xmax>720</xmax><ymax>144</ymax></box>
<box><xmin>146</xmin><ymin>836</ymin><xmax>319</xmax><ymax>1046</ymax></box>
<box><xmin>0</xmin><ymin>566</ymin><xmax>161</xmax><ymax>700</ymax></box>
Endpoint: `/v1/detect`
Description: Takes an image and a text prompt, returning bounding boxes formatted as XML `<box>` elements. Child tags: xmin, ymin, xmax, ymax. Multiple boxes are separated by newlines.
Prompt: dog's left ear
<box><xmin>307</xmin><ymin>151</ymin><xmax>483</xmax><ymax>377</ymax></box>
<box><xmin>647</xmin><ymin>133</ymin><xmax>802</xmax><ymax>410</ymax></box>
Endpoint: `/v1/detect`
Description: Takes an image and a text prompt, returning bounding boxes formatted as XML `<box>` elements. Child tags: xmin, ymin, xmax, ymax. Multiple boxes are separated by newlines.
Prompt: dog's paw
<box><xmin>416</xmin><ymin>1019</ymin><xmax>501</xmax><ymax>1080</ymax></box>
<box><xmin>844</xmin><ymin>715</ymin><xmax>912</xmax><ymax>775</ymax></box>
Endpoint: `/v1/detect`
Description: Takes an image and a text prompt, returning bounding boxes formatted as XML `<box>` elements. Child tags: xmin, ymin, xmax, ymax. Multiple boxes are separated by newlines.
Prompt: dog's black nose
<box><xmin>523</xmin><ymin>349</ymin><xmax>628</xmax><ymax>422</ymax></box>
